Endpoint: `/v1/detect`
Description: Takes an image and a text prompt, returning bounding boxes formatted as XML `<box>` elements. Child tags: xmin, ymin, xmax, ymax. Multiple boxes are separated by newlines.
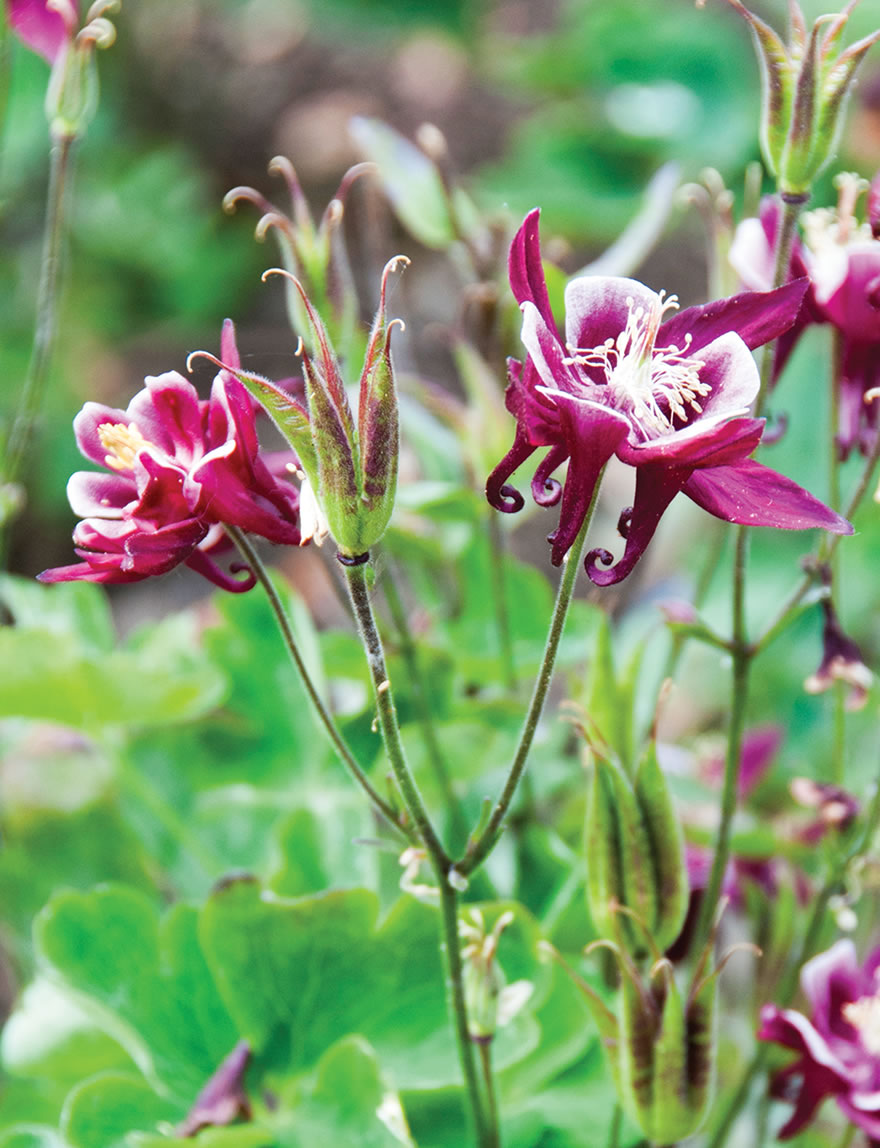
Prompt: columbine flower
<box><xmin>487</xmin><ymin>210</ymin><xmax>851</xmax><ymax>585</ymax></box>
<box><xmin>759</xmin><ymin>940</ymin><xmax>880</xmax><ymax>1139</ymax></box>
<box><xmin>38</xmin><ymin>321</ymin><xmax>300</xmax><ymax>592</ymax></box>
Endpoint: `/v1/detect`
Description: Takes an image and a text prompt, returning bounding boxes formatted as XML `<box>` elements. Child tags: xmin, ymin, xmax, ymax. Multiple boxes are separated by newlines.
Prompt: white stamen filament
<box><xmin>567</xmin><ymin>291</ymin><xmax>709</xmax><ymax>435</ymax></box>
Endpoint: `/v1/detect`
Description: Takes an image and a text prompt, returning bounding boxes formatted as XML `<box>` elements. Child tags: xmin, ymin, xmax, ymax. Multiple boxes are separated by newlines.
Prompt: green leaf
<box><xmin>61</xmin><ymin>1073</ymin><xmax>178</xmax><ymax>1148</ymax></box>
<box><xmin>0</xmin><ymin>577</ymin><xmax>114</xmax><ymax>654</ymax></box>
<box><xmin>349</xmin><ymin>118</ymin><xmax>455</xmax><ymax>250</ymax></box>
<box><xmin>0</xmin><ymin>1129</ymin><xmax>68</xmax><ymax>1148</ymax></box>
<box><xmin>34</xmin><ymin>887</ymin><xmax>238</xmax><ymax>1104</ymax></box>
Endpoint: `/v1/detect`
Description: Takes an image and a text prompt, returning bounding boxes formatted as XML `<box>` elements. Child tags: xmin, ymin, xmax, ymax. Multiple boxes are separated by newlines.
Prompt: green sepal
<box><xmin>584</xmin><ymin>758</ymin><xmax>625</xmax><ymax>942</ymax></box>
<box><xmin>224</xmin><ymin>367</ymin><xmax>318</xmax><ymax>486</ymax></box>
<box><xmin>648</xmin><ymin>964</ymin><xmax>693</xmax><ymax>1142</ymax></box>
<box><xmin>731</xmin><ymin>0</ymin><xmax>793</xmax><ymax>177</ymax></box>
<box><xmin>634</xmin><ymin>744</ymin><xmax>688</xmax><ymax>953</ymax></box>
<box><xmin>615</xmin><ymin>946</ymin><xmax>658</xmax><ymax>1130</ymax></box>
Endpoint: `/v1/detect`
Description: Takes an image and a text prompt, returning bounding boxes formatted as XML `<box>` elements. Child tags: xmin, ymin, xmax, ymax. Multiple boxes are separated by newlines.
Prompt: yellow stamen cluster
<box><xmin>98</xmin><ymin>422</ymin><xmax>150</xmax><ymax>471</ymax></box>
<box><xmin>843</xmin><ymin>987</ymin><xmax>880</xmax><ymax>1057</ymax></box>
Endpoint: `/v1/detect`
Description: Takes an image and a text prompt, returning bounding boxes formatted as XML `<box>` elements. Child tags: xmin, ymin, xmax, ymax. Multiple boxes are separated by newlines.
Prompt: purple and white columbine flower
<box><xmin>487</xmin><ymin>210</ymin><xmax>851</xmax><ymax>585</ymax></box>
<box><xmin>759</xmin><ymin>940</ymin><xmax>880</xmax><ymax>1139</ymax></box>
<box><xmin>39</xmin><ymin>321</ymin><xmax>301</xmax><ymax>592</ymax></box>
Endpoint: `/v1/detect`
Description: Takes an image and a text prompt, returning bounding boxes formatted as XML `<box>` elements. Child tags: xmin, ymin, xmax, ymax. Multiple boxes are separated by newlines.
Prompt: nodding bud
<box><xmin>585</xmin><ymin>745</ymin><xmax>688</xmax><ymax>956</ymax></box>
<box><xmin>707</xmin><ymin>0</ymin><xmax>880</xmax><ymax>198</ymax></box>
<box><xmin>804</xmin><ymin>598</ymin><xmax>872</xmax><ymax>711</ymax></box>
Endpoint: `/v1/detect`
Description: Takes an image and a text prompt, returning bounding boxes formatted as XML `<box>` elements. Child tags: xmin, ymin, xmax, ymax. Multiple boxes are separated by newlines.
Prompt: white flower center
<box><xmin>98</xmin><ymin>422</ymin><xmax>151</xmax><ymax>471</ymax></box>
<box><xmin>568</xmin><ymin>291</ymin><xmax>709</xmax><ymax>435</ymax></box>
<box><xmin>843</xmin><ymin>988</ymin><xmax>880</xmax><ymax>1057</ymax></box>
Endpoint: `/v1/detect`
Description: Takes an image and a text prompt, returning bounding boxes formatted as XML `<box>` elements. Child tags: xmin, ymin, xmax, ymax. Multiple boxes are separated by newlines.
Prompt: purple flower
<box><xmin>759</xmin><ymin>940</ymin><xmax>880</xmax><ymax>1139</ymax></box>
<box><xmin>38</xmin><ymin>321</ymin><xmax>301</xmax><ymax>592</ymax></box>
<box><xmin>6</xmin><ymin>0</ymin><xmax>77</xmax><ymax>63</ymax></box>
<box><xmin>804</xmin><ymin>598</ymin><xmax>873</xmax><ymax>710</ymax></box>
<box><xmin>487</xmin><ymin>210</ymin><xmax>851</xmax><ymax>585</ymax></box>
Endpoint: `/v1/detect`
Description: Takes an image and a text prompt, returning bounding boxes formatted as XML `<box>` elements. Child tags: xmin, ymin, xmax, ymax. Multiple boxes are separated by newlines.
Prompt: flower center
<box><xmin>843</xmin><ymin>988</ymin><xmax>880</xmax><ymax>1057</ymax></box>
<box><xmin>802</xmin><ymin>173</ymin><xmax>873</xmax><ymax>252</ymax></box>
<box><xmin>98</xmin><ymin>422</ymin><xmax>150</xmax><ymax>471</ymax></box>
<box><xmin>570</xmin><ymin>291</ymin><xmax>709</xmax><ymax>435</ymax></box>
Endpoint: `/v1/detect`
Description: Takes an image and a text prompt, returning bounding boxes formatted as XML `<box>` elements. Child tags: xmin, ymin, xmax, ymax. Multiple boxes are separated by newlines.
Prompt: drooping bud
<box><xmin>224</xmin><ymin>157</ymin><xmax>371</xmax><ymax>364</ymax></box>
<box><xmin>804</xmin><ymin>598</ymin><xmax>872</xmax><ymax>710</ymax></box>
<box><xmin>705</xmin><ymin>0</ymin><xmax>880</xmax><ymax>199</ymax></box>
<box><xmin>585</xmin><ymin>745</ymin><xmax>688</xmax><ymax>954</ymax></box>
<box><xmin>8</xmin><ymin>0</ymin><xmax>121</xmax><ymax>140</ymax></box>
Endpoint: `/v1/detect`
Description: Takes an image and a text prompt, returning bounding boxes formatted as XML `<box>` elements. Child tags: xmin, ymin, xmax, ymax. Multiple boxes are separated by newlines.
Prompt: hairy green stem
<box><xmin>227</xmin><ymin>528</ymin><xmax>407</xmax><ymax>838</ymax></box>
<box><xmin>342</xmin><ymin>557</ymin><xmax>491</xmax><ymax>1145</ymax></box>
<box><xmin>477</xmin><ymin>1041</ymin><xmax>500</xmax><ymax>1148</ymax></box>
<box><xmin>459</xmin><ymin>480</ymin><xmax>602</xmax><ymax>877</ymax></box>
<box><xmin>2</xmin><ymin>134</ymin><xmax>75</xmax><ymax>557</ymax></box>
<box><xmin>487</xmin><ymin>511</ymin><xmax>517</xmax><ymax>693</ymax></box>
<box><xmin>693</xmin><ymin>526</ymin><xmax>751</xmax><ymax>955</ymax></box>
<box><xmin>756</xmin><ymin>197</ymin><xmax>803</xmax><ymax>417</ymax></box>
<box><xmin>382</xmin><ymin>562</ymin><xmax>470</xmax><ymax>848</ymax></box>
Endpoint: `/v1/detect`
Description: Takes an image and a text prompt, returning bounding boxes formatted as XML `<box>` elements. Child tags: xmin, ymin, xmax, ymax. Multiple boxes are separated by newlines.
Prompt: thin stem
<box><xmin>342</xmin><ymin>558</ymin><xmax>449</xmax><ymax>866</ymax></box>
<box><xmin>227</xmin><ymin>528</ymin><xmax>407</xmax><ymax>838</ymax></box>
<box><xmin>2</xmin><ymin>134</ymin><xmax>75</xmax><ymax>553</ymax></box>
<box><xmin>459</xmin><ymin>481</ymin><xmax>602</xmax><ymax>878</ymax></box>
<box><xmin>342</xmin><ymin>556</ymin><xmax>488</xmax><ymax>1144</ymax></box>
<box><xmin>756</xmin><ymin>197</ymin><xmax>804</xmax><ymax>416</ymax></box>
<box><xmin>693</xmin><ymin>526</ymin><xmax>751</xmax><ymax>955</ymax></box>
<box><xmin>437</xmin><ymin>873</ymin><xmax>491</xmax><ymax>1146</ymax></box>
<box><xmin>487</xmin><ymin>511</ymin><xmax>516</xmax><ymax>693</ymax></box>
<box><xmin>382</xmin><ymin>562</ymin><xmax>470</xmax><ymax>848</ymax></box>
<box><xmin>477</xmin><ymin>1040</ymin><xmax>500</xmax><ymax>1148</ymax></box>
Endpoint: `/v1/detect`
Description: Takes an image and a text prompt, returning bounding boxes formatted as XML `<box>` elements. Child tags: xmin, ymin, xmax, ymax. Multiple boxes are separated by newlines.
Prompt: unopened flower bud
<box><xmin>707</xmin><ymin>0</ymin><xmax>880</xmax><ymax>199</ymax></box>
<box><xmin>585</xmin><ymin>745</ymin><xmax>688</xmax><ymax>954</ymax></box>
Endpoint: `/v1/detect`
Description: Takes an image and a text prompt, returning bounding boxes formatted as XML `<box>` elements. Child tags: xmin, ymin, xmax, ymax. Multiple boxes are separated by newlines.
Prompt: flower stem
<box><xmin>755</xmin><ymin>196</ymin><xmax>803</xmax><ymax>415</ymax></box>
<box><xmin>487</xmin><ymin>510</ymin><xmax>517</xmax><ymax>693</ymax></box>
<box><xmin>477</xmin><ymin>1041</ymin><xmax>500</xmax><ymax>1148</ymax></box>
<box><xmin>458</xmin><ymin>481</ymin><xmax>602</xmax><ymax>878</ymax></box>
<box><xmin>382</xmin><ymin>561</ymin><xmax>470</xmax><ymax>849</ymax></box>
<box><xmin>693</xmin><ymin>525</ymin><xmax>752</xmax><ymax>955</ymax></box>
<box><xmin>227</xmin><ymin>528</ymin><xmax>408</xmax><ymax>839</ymax></box>
<box><xmin>341</xmin><ymin>556</ymin><xmax>490</xmax><ymax>1145</ymax></box>
<box><xmin>1</xmin><ymin>133</ymin><xmax>76</xmax><ymax>561</ymax></box>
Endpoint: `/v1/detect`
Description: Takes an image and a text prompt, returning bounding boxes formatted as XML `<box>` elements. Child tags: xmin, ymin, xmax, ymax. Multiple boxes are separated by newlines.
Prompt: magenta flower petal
<box><xmin>73</xmin><ymin>402</ymin><xmax>132</xmax><ymax>467</ymax></box>
<box><xmin>66</xmin><ymin>471</ymin><xmax>135</xmax><ymax>518</ymax></box>
<box><xmin>508</xmin><ymin>208</ymin><xmax>558</xmax><ymax>332</ymax></box>
<box><xmin>660</xmin><ymin>280</ymin><xmax>810</xmax><ymax>358</ymax></box>
<box><xmin>7</xmin><ymin>0</ymin><xmax>76</xmax><ymax>63</ymax></box>
<box><xmin>683</xmin><ymin>460</ymin><xmax>853</xmax><ymax>533</ymax></box>
<box><xmin>564</xmin><ymin>276</ymin><xmax>660</xmax><ymax>363</ymax></box>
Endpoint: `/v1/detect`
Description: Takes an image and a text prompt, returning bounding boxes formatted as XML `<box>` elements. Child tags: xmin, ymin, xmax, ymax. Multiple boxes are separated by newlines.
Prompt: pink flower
<box><xmin>759</xmin><ymin>940</ymin><xmax>880</xmax><ymax>1139</ymax></box>
<box><xmin>487</xmin><ymin>210</ymin><xmax>851</xmax><ymax>585</ymax></box>
<box><xmin>6</xmin><ymin>0</ymin><xmax>77</xmax><ymax>63</ymax></box>
<box><xmin>38</xmin><ymin>321</ymin><xmax>301</xmax><ymax>592</ymax></box>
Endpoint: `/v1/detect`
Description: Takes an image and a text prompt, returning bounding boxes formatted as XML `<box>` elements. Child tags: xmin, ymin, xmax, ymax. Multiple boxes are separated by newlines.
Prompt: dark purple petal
<box><xmin>8</xmin><ymin>0</ymin><xmax>75</xmax><ymax>62</ymax></box>
<box><xmin>508</xmin><ymin>209</ymin><xmax>557</xmax><ymax>332</ymax></box>
<box><xmin>682</xmin><ymin>460</ymin><xmax>853</xmax><ymax>533</ymax></box>
<box><xmin>520</xmin><ymin>303</ymin><xmax>580</xmax><ymax>396</ymax></box>
<box><xmin>543</xmin><ymin>394</ymin><xmax>629</xmax><ymax>565</ymax></box>
<box><xmin>531</xmin><ymin>444</ymin><xmax>567</xmax><ymax>506</ymax></box>
<box><xmin>564</xmin><ymin>276</ymin><xmax>659</xmax><ymax>361</ymax></box>
<box><xmin>661</xmin><ymin>280</ymin><xmax>810</xmax><ymax>358</ymax></box>
<box><xmin>586</xmin><ymin>461</ymin><xmax>690</xmax><ymax>585</ymax></box>
<box><xmin>486</xmin><ymin>427</ymin><xmax>535</xmax><ymax>514</ymax></box>
<box><xmin>618</xmin><ymin>416</ymin><xmax>764</xmax><ymax>469</ymax></box>
<box><xmin>184</xmin><ymin>549</ymin><xmax>257</xmax><ymax>593</ymax></box>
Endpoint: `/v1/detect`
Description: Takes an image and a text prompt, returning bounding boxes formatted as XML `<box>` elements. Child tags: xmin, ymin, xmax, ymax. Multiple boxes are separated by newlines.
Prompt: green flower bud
<box><xmin>223</xmin><ymin>257</ymin><xmax>406</xmax><ymax>559</ymax></box>
<box><xmin>585</xmin><ymin>745</ymin><xmax>688</xmax><ymax>954</ymax></box>
<box><xmin>704</xmin><ymin>0</ymin><xmax>880</xmax><ymax>199</ymax></box>
<box><xmin>459</xmin><ymin>910</ymin><xmax>532</xmax><ymax>1043</ymax></box>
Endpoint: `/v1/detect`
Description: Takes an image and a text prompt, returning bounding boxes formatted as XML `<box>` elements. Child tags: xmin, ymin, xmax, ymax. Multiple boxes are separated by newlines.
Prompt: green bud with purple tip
<box><xmin>585</xmin><ymin>744</ymin><xmax>688</xmax><ymax>954</ymax></box>
<box><xmin>223</xmin><ymin>257</ymin><xmax>407</xmax><ymax>560</ymax></box>
<box><xmin>705</xmin><ymin>0</ymin><xmax>880</xmax><ymax>199</ymax></box>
